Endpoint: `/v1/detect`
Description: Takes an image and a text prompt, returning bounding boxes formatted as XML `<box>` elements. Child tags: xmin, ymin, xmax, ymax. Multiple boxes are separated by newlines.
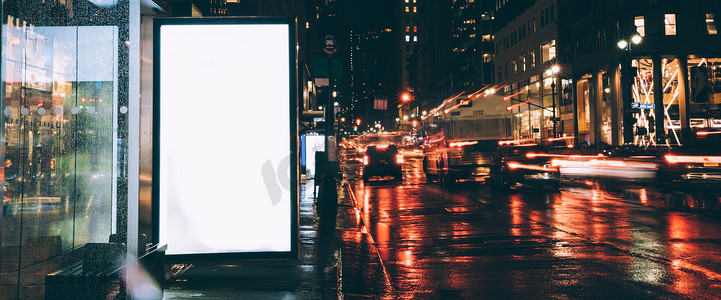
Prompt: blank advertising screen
<box><xmin>154</xmin><ymin>18</ymin><xmax>296</xmax><ymax>259</ymax></box>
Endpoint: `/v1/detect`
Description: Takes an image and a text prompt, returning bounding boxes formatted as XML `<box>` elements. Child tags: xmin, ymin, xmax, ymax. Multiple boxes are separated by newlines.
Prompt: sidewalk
<box><xmin>160</xmin><ymin>173</ymin><xmax>391</xmax><ymax>299</ymax></box>
<box><xmin>162</xmin><ymin>179</ymin><xmax>339</xmax><ymax>299</ymax></box>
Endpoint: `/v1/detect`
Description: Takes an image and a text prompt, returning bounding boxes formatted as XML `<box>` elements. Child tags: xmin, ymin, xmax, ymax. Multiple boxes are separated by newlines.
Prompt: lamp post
<box><xmin>545</xmin><ymin>65</ymin><xmax>560</xmax><ymax>138</ymax></box>
<box><xmin>618</xmin><ymin>34</ymin><xmax>642</xmax><ymax>144</ymax></box>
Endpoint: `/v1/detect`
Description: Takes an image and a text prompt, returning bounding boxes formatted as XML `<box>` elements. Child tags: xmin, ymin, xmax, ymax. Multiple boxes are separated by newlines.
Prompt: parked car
<box><xmin>362</xmin><ymin>144</ymin><xmax>403</xmax><ymax>182</ymax></box>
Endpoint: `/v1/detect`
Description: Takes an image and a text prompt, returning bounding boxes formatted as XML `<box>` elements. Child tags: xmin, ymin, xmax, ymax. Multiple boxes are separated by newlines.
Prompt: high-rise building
<box><xmin>401</xmin><ymin>0</ymin><xmax>420</xmax><ymax>93</ymax></box>
<box><xmin>416</xmin><ymin>0</ymin><xmax>496</xmax><ymax>112</ymax></box>
<box><xmin>334</xmin><ymin>0</ymin><xmax>401</xmax><ymax>131</ymax></box>
<box><xmin>417</xmin><ymin>0</ymin><xmax>453</xmax><ymax>111</ymax></box>
<box><xmin>451</xmin><ymin>0</ymin><xmax>495</xmax><ymax>92</ymax></box>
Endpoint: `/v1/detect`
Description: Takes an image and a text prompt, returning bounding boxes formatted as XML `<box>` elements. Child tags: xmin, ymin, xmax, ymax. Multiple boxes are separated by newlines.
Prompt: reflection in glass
<box><xmin>2</xmin><ymin>2</ymin><xmax>127</xmax><ymax>298</ymax></box>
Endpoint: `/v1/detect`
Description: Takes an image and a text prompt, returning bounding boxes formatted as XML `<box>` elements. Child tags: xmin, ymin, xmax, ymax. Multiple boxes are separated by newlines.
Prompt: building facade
<box><xmin>494</xmin><ymin>0</ymin><xmax>561</xmax><ymax>141</ymax></box>
<box><xmin>558</xmin><ymin>0</ymin><xmax>721</xmax><ymax>146</ymax></box>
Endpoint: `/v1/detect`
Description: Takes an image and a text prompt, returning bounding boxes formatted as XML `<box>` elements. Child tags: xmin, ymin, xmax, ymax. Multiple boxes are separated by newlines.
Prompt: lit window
<box><xmin>405</xmin><ymin>35</ymin><xmax>410</xmax><ymax>42</ymax></box>
<box><xmin>413</xmin><ymin>0</ymin><xmax>416</xmax><ymax>3</ymax></box>
<box><xmin>707</xmin><ymin>14</ymin><xmax>718</xmax><ymax>35</ymax></box>
<box><xmin>413</xmin><ymin>36</ymin><xmax>418</xmax><ymax>42</ymax></box>
<box><xmin>405</xmin><ymin>6</ymin><xmax>409</xmax><ymax>12</ymax></box>
<box><xmin>665</xmin><ymin>14</ymin><xmax>676</xmax><ymax>35</ymax></box>
<box><xmin>405</xmin><ymin>0</ymin><xmax>409</xmax><ymax>2</ymax></box>
<box><xmin>541</xmin><ymin>40</ymin><xmax>555</xmax><ymax>63</ymax></box>
<box><xmin>634</xmin><ymin>16</ymin><xmax>645</xmax><ymax>36</ymax></box>
<box><xmin>413</xmin><ymin>6</ymin><xmax>417</xmax><ymax>13</ymax></box>
<box><xmin>413</xmin><ymin>26</ymin><xmax>417</xmax><ymax>32</ymax></box>
<box><xmin>406</xmin><ymin>26</ymin><xmax>410</xmax><ymax>32</ymax></box>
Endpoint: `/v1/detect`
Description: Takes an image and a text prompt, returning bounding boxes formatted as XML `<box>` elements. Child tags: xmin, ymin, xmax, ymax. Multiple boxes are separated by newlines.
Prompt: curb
<box><xmin>337</xmin><ymin>179</ymin><xmax>396</xmax><ymax>298</ymax></box>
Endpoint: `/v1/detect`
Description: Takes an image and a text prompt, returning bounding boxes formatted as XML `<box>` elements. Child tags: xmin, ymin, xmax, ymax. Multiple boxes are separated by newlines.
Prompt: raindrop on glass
<box><xmin>38</xmin><ymin>108</ymin><xmax>46</xmax><ymax>115</ymax></box>
<box><xmin>21</xmin><ymin>108</ymin><xmax>29</xmax><ymax>115</ymax></box>
<box><xmin>71</xmin><ymin>107</ymin><xmax>79</xmax><ymax>115</ymax></box>
<box><xmin>55</xmin><ymin>107</ymin><xmax>62</xmax><ymax>115</ymax></box>
<box><xmin>3</xmin><ymin>108</ymin><xmax>11</xmax><ymax>116</ymax></box>
<box><xmin>87</xmin><ymin>107</ymin><xmax>96</xmax><ymax>114</ymax></box>
<box><xmin>120</xmin><ymin>106</ymin><xmax>128</xmax><ymax>114</ymax></box>
<box><xmin>105</xmin><ymin>107</ymin><xmax>112</xmax><ymax>114</ymax></box>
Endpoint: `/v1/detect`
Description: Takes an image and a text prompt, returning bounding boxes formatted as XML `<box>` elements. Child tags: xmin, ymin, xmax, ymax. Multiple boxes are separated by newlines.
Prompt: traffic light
<box><xmin>401</xmin><ymin>92</ymin><xmax>411</xmax><ymax>103</ymax></box>
<box><xmin>353</xmin><ymin>126</ymin><xmax>358</xmax><ymax>132</ymax></box>
<box><xmin>355</xmin><ymin>118</ymin><xmax>361</xmax><ymax>125</ymax></box>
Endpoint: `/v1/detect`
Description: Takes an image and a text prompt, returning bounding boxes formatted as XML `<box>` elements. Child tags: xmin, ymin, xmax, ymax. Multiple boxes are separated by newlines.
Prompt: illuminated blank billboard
<box><xmin>153</xmin><ymin>18</ymin><xmax>297</xmax><ymax>259</ymax></box>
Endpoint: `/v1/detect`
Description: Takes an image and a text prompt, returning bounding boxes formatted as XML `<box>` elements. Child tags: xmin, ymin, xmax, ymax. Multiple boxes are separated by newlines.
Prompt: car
<box><xmin>362</xmin><ymin>144</ymin><xmax>403</xmax><ymax>182</ymax></box>
<box><xmin>489</xmin><ymin>142</ymin><xmax>559</xmax><ymax>189</ymax></box>
<box><xmin>660</xmin><ymin>130</ymin><xmax>721</xmax><ymax>190</ymax></box>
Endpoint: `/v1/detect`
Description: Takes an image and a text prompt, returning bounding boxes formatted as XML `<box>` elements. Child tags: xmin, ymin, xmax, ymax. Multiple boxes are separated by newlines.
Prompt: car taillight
<box><xmin>396</xmin><ymin>153</ymin><xmax>404</xmax><ymax>164</ymax></box>
<box><xmin>363</xmin><ymin>155</ymin><xmax>369</xmax><ymax>165</ymax></box>
<box><xmin>665</xmin><ymin>155</ymin><xmax>679</xmax><ymax>164</ymax></box>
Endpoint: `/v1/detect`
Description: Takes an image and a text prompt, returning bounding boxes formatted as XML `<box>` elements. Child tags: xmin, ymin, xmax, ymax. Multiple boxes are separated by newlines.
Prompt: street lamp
<box><xmin>618</xmin><ymin>33</ymin><xmax>643</xmax><ymax>144</ymax></box>
<box><xmin>546</xmin><ymin>65</ymin><xmax>560</xmax><ymax>138</ymax></box>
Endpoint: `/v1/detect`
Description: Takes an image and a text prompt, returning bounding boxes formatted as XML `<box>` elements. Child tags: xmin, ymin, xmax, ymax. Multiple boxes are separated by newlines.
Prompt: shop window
<box><xmin>413</xmin><ymin>26</ymin><xmax>417</xmax><ymax>32</ymax></box>
<box><xmin>406</xmin><ymin>26</ymin><xmax>410</xmax><ymax>32</ymax></box>
<box><xmin>635</xmin><ymin>16</ymin><xmax>645</xmax><ymax>36</ymax></box>
<box><xmin>405</xmin><ymin>6</ymin><xmax>409</xmax><ymax>12</ymax></box>
<box><xmin>707</xmin><ymin>14</ymin><xmax>718</xmax><ymax>35</ymax></box>
<box><xmin>413</xmin><ymin>6</ymin><xmax>417</xmax><ymax>13</ymax></box>
<box><xmin>665</xmin><ymin>14</ymin><xmax>676</xmax><ymax>35</ymax></box>
<box><xmin>406</xmin><ymin>35</ymin><xmax>410</xmax><ymax>42</ymax></box>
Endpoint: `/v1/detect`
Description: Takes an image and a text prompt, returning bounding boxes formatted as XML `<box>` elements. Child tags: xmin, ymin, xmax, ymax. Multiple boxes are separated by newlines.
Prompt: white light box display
<box><xmin>154</xmin><ymin>18</ymin><xmax>297</xmax><ymax>259</ymax></box>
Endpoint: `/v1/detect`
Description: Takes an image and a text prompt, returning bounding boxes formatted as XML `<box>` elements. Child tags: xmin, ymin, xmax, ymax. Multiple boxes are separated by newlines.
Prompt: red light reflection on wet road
<box><xmin>341</xmin><ymin>150</ymin><xmax>721</xmax><ymax>298</ymax></box>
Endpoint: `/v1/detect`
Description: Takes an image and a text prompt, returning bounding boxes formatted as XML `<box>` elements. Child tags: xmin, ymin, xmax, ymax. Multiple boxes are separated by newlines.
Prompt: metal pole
<box><xmin>325</xmin><ymin>54</ymin><xmax>335</xmax><ymax>171</ymax></box>
<box><xmin>551</xmin><ymin>76</ymin><xmax>557</xmax><ymax>138</ymax></box>
<box><xmin>621</xmin><ymin>46</ymin><xmax>634</xmax><ymax>144</ymax></box>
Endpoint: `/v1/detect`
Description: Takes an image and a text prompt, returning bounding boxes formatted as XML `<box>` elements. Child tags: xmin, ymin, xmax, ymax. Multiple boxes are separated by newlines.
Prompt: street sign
<box><xmin>374</xmin><ymin>96</ymin><xmax>388</xmax><ymax>110</ymax></box>
<box><xmin>313</xmin><ymin>117</ymin><xmax>325</xmax><ymax>122</ymax></box>
<box><xmin>631</xmin><ymin>103</ymin><xmax>655</xmax><ymax>109</ymax></box>
<box><xmin>323</xmin><ymin>34</ymin><xmax>337</xmax><ymax>55</ymax></box>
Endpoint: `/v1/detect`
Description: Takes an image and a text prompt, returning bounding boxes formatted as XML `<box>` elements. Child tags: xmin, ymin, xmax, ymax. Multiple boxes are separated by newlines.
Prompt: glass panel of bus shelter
<box><xmin>1</xmin><ymin>2</ymin><xmax>129</xmax><ymax>298</ymax></box>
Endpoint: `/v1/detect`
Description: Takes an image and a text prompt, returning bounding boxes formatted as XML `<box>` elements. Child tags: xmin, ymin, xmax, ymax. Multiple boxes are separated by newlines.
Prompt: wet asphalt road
<box><xmin>342</xmin><ymin>150</ymin><xmax>721</xmax><ymax>299</ymax></box>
